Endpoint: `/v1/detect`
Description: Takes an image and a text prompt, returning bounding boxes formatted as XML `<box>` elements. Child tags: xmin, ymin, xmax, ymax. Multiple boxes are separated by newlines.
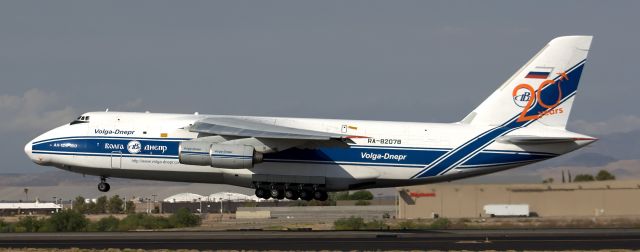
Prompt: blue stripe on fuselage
<box><xmin>30</xmin><ymin>137</ymin><xmax>555</xmax><ymax>169</ymax></box>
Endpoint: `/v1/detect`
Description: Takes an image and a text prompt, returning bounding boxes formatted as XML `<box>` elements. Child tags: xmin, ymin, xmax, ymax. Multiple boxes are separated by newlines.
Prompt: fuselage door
<box><xmin>111</xmin><ymin>151</ymin><xmax>122</xmax><ymax>168</ymax></box>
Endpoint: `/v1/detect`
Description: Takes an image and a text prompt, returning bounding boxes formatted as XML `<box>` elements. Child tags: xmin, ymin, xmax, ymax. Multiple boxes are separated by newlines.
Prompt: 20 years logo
<box><xmin>512</xmin><ymin>72</ymin><xmax>568</xmax><ymax>122</ymax></box>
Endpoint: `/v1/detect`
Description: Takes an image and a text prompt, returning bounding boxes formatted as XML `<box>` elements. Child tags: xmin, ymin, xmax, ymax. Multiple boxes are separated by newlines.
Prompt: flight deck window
<box><xmin>70</xmin><ymin>115</ymin><xmax>90</xmax><ymax>125</ymax></box>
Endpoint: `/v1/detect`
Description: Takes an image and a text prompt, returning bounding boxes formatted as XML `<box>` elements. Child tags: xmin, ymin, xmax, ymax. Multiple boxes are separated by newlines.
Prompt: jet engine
<box><xmin>178</xmin><ymin>141</ymin><xmax>263</xmax><ymax>169</ymax></box>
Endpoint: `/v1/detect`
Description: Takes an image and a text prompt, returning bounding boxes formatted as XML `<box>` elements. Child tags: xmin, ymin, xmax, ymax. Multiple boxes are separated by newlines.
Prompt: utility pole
<box><xmin>568</xmin><ymin>170</ymin><xmax>573</xmax><ymax>183</ymax></box>
<box><xmin>152</xmin><ymin>194</ymin><xmax>157</xmax><ymax>213</ymax></box>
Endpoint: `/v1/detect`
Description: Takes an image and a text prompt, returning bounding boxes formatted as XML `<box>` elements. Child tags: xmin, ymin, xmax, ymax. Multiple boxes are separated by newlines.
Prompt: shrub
<box><xmin>119</xmin><ymin>213</ymin><xmax>157</xmax><ymax>230</ymax></box>
<box><xmin>92</xmin><ymin>216</ymin><xmax>119</xmax><ymax>232</ymax></box>
<box><xmin>349</xmin><ymin>191</ymin><xmax>374</xmax><ymax>200</ymax></box>
<box><xmin>364</xmin><ymin>219</ymin><xmax>387</xmax><ymax>230</ymax></box>
<box><xmin>573</xmin><ymin>174</ymin><xmax>595</xmax><ymax>182</ymax></box>
<box><xmin>0</xmin><ymin>219</ymin><xmax>13</xmax><ymax>233</ymax></box>
<box><xmin>398</xmin><ymin>220</ymin><xmax>416</xmax><ymax>230</ymax></box>
<box><xmin>168</xmin><ymin>208</ymin><xmax>201</xmax><ymax>228</ymax></box>
<box><xmin>596</xmin><ymin>170</ymin><xmax>616</xmax><ymax>181</ymax></box>
<box><xmin>335</xmin><ymin>190</ymin><xmax>374</xmax><ymax>201</ymax></box>
<box><xmin>334</xmin><ymin>216</ymin><xmax>366</xmax><ymax>230</ymax></box>
<box><xmin>15</xmin><ymin>216</ymin><xmax>45</xmax><ymax>232</ymax></box>
<box><xmin>125</xmin><ymin>201</ymin><xmax>136</xmax><ymax>214</ymax></box>
<box><xmin>355</xmin><ymin>200</ymin><xmax>371</xmax><ymax>206</ymax></box>
<box><xmin>44</xmin><ymin>210</ymin><xmax>89</xmax><ymax>232</ymax></box>
<box><xmin>430</xmin><ymin>218</ymin><xmax>451</xmax><ymax>229</ymax></box>
<box><xmin>107</xmin><ymin>195</ymin><xmax>124</xmax><ymax>214</ymax></box>
<box><xmin>334</xmin><ymin>217</ymin><xmax>389</xmax><ymax>230</ymax></box>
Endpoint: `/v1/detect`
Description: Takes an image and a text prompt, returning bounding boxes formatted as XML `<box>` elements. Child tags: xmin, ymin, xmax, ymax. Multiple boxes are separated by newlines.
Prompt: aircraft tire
<box><xmin>313</xmin><ymin>190</ymin><xmax>328</xmax><ymax>201</ymax></box>
<box><xmin>98</xmin><ymin>182</ymin><xmax>110</xmax><ymax>192</ymax></box>
<box><xmin>284</xmin><ymin>189</ymin><xmax>299</xmax><ymax>200</ymax></box>
<box><xmin>255</xmin><ymin>188</ymin><xmax>268</xmax><ymax>198</ymax></box>
<box><xmin>270</xmin><ymin>188</ymin><xmax>284</xmax><ymax>199</ymax></box>
<box><xmin>299</xmin><ymin>190</ymin><xmax>313</xmax><ymax>201</ymax></box>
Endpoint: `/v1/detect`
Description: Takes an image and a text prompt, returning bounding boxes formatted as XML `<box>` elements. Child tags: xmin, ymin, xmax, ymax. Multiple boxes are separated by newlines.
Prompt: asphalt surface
<box><xmin>1</xmin><ymin>229</ymin><xmax>640</xmax><ymax>250</ymax></box>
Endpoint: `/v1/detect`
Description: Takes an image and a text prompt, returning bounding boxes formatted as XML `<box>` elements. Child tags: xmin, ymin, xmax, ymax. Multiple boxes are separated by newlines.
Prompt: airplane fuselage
<box><xmin>25</xmin><ymin>111</ymin><xmax>593</xmax><ymax>191</ymax></box>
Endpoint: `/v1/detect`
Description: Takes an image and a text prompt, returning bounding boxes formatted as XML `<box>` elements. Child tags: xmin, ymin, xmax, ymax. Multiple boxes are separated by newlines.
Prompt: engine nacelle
<box><xmin>178</xmin><ymin>141</ymin><xmax>263</xmax><ymax>169</ymax></box>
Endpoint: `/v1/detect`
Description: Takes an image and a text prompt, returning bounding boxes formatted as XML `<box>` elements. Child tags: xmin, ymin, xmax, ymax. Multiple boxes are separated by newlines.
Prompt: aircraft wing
<box><xmin>497</xmin><ymin>135</ymin><xmax>594</xmax><ymax>144</ymax></box>
<box><xmin>188</xmin><ymin>117</ymin><xmax>354</xmax><ymax>140</ymax></box>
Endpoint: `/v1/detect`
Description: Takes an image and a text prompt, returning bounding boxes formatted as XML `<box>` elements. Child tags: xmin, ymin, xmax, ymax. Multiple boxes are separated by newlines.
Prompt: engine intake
<box><xmin>178</xmin><ymin>141</ymin><xmax>263</xmax><ymax>169</ymax></box>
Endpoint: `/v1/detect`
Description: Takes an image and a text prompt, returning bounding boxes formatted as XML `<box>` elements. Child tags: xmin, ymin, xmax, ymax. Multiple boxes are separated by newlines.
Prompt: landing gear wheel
<box><xmin>98</xmin><ymin>182</ymin><xmax>110</xmax><ymax>192</ymax></box>
<box><xmin>313</xmin><ymin>190</ymin><xmax>328</xmax><ymax>201</ymax></box>
<box><xmin>270</xmin><ymin>188</ymin><xmax>284</xmax><ymax>199</ymax></box>
<box><xmin>284</xmin><ymin>189</ymin><xmax>299</xmax><ymax>200</ymax></box>
<box><xmin>299</xmin><ymin>190</ymin><xmax>313</xmax><ymax>201</ymax></box>
<box><xmin>255</xmin><ymin>188</ymin><xmax>269</xmax><ymax>199</ymax></box>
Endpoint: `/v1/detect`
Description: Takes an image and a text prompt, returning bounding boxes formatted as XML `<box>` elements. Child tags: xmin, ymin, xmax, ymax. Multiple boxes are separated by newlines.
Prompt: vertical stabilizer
<box><xmin>461</xmin><ymin>36</ymin><xmax>592</xmax><ymax>129</ymax></box>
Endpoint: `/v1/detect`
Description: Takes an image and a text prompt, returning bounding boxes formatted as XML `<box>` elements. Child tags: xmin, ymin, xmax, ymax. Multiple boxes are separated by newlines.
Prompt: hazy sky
<box><xmin>2</xmin><ymin>1</ymin><xmax>639</xmax><ymax>173</ymax></box>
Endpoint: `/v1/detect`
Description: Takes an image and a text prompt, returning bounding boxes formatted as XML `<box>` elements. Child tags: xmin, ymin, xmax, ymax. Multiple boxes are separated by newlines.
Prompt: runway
<box><xmin>1</xmin><ymin>229</ymin><xmax>640</xmax><ymax>250</ymax></box>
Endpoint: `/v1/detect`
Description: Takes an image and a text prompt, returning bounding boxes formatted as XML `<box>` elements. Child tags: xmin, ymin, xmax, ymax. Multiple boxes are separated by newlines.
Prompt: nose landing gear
<box><xmin>98</xmin><ymin>176</ymin><xmax>110</xmax><ymax>192</ymax></box>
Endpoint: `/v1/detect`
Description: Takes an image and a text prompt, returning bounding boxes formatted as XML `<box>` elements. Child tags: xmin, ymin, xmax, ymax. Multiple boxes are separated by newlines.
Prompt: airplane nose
<box><xmin>24</xmin><ymin>141</ymin><xmax>33</xmax><ymax>160</ymax></box>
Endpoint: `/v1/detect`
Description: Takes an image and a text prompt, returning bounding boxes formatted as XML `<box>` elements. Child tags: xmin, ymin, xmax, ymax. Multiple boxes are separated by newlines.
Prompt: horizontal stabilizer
<box><xmin>497</xmin><ymin>135</ymin><xmax>597</xmax><ymax>144</ymax></box>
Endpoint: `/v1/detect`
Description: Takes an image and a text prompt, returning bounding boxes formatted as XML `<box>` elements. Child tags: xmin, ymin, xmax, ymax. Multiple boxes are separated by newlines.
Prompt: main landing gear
<box><xmin>254</xmin><ymin>183</ymin><xmax>328</xmax><ymax>201</ymax></box>
<box><xmin>98</xmin><ymin>176</ymin><xmax>110</xmax><ymax>192</ymax></box>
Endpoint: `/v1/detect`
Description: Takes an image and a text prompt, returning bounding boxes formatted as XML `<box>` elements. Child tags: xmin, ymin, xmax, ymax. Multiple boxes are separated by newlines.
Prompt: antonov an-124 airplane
<box><xmin>25</xmin><ymin>36</ymin><xmax>596</xmax><ymax>201</ymax></box>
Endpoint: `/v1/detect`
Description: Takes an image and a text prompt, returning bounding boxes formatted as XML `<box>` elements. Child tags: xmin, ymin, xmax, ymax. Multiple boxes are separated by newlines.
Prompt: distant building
<box><xmin>163</xmin><ymin>192</ymin><xmax>205</xmax><ymax>203</ymax></box>
<box><xmin>398</xmin><ymin>179</ymin><xmax>640</xmax><ymax>219</ymax></box>
<box><xmin>0</xmin><ymin>200</ymin><xmax>62</xmax><ymax>216</ymax></box>
<box><xmin>208</xmin><ymin>192</ymin><xmax>264</xmax><ymax>202</ymax></box>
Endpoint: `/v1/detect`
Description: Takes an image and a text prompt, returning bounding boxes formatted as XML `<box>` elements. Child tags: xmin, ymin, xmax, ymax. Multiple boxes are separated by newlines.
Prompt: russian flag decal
<box><xmin>525</xmin><ymin>67</ymin><xmax>554</xmax><ymax>79</ymax></box>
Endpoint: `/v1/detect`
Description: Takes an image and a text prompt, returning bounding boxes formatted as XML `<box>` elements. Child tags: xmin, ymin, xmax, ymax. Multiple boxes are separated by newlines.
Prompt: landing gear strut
<box><xmin>98</xmin><ymin>176</ymin><xmax>110</xmax><ymax>192</ymax></box>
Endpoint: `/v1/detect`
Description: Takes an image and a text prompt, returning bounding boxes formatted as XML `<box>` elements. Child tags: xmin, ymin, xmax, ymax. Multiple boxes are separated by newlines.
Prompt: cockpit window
<box><xmin>70</xmin><ymin>115</ymin><xmax>90</xmax><ymax>125</ymax></box>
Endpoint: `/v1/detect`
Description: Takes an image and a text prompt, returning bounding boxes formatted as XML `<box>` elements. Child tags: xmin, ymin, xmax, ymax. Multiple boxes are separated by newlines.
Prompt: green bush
<box><xmin>334</xmin><ymin>216</ymin><xmax>366</xmax><ymax>230</ymax></box>
<box><xmin>0</xmin><ymin>219</ymin><xmax>13</xmax><ymax>232</ymax></box>
<box><xmin>118</xmin><ymin>211</ymin><xmax>199</xmax><ymax>231</ymax></box>
<box><xmin>118</xmin><ymin>213</ymin><xmax>170</xmax><ymax>230</ymax></box>
<box><xmin>107</xmin><ymin>195</ymin><xmax>124</xmax><ymax>214</ymax></box>
<box><xmin>596</xmin><ymin>170</ymin><xmax>616</xmax><ymax>181</ymax></box>
<box><xmin>90</xmin><ymin>216</ymin><xmax>119</xmax><ymax>232</ymax></box>
<box><xmin>364</xmin><ymin>219</ymin><xmax>387</xmax><ymax>230</ymax></box>
<box><xmin>334</xmin><ymin>216</ymin><xmax>387</xmax><ymax>230</ymax></box>
<box><xmin>349</xmin><ymin>191</ymin><xmax>374</xmax><ymax>200</ymax></box>
<box><xmin>430</xmin><ymin>218</ymin><xmax>451</xmax><ymax>229</ymax></box>
<box><xmin>15</xmin><ymin>216</ymin><xmax>45</xmax><ymax>232</ymax></box>
<box><xmin>168</xmin><ymin>208</ymin><xmax>201</xmax><ymax>228</ymax></box>
<box><xmin>573</xmin><ymin>174</ymin><xmax>595</xmax><ymax>182</ymax></box>
<box><xmin>44</xmin><ymin>210</ymin><xmax>89</xmax><ymax>232</ymax></box>
<box><xmin>335</xmin><ymin>190</ymin><xmax>374</xmax><ymax>201</ymax></box>
<box><xmin>398</xmin><ymin>220</ymin><xmax>417</xmax><ymax>229</ymax></box>
<box><xmin>355</xmin><ymin>200</ymin><xmax>371</xmax><ymax>206</ymax></box>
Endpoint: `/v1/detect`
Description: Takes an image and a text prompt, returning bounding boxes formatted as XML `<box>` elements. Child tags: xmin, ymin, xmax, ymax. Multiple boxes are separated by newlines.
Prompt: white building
<box><xmin>208</xmin><ymin>192</ymin><xmax>264</xmax><ymax>202</ymax></box>
<box><xmin>0</xmin><ymin>200</ymin><xmax>62</xmax><ymax>215</ymax></box>
<box><xmin>163</xmin><ymin>193</ymin><xmax>205</xmax><ymax>203</ymax></box>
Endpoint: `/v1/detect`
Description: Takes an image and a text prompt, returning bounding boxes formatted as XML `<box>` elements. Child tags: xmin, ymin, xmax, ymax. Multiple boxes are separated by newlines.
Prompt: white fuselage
<box><xmin>24</xmin><ymin>111</ymin><xmax>594</xmax><ymax>191</ymax></box>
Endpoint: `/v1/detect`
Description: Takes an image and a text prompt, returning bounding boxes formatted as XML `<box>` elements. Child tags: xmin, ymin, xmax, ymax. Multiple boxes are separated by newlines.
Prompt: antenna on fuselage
<box><xmin>105</xmin><ymin>108</ymin><xmax>109</xmax><ymax>112</ymax></box>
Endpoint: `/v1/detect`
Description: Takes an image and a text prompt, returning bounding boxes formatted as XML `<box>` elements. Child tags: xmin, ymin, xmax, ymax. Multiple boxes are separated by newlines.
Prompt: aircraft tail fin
<box><xmin>461</xmin><ymin>36</ymin><xmax>592</xmax><ymax>129</ymax></box>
